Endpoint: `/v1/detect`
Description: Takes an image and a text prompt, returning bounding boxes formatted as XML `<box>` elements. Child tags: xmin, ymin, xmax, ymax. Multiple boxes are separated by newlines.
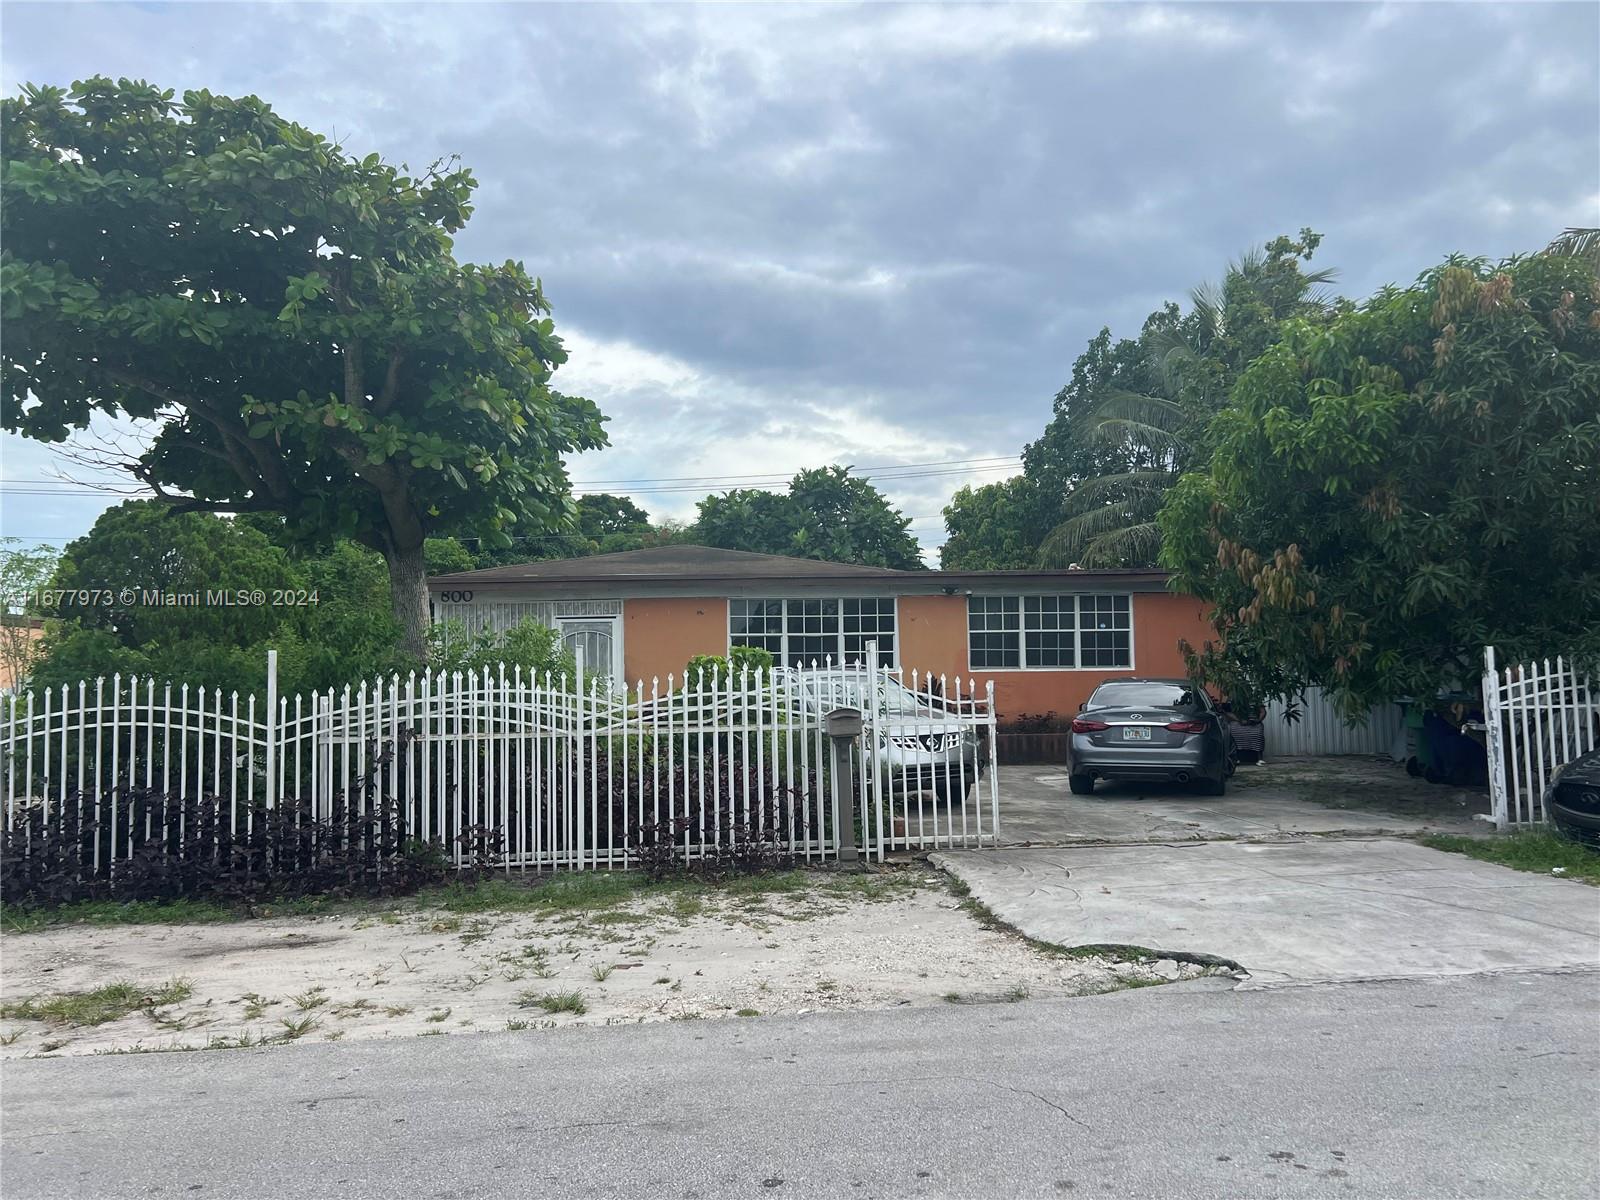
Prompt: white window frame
<box><xmin>728</xmin><ymin>597</ymin><xmax>898</xmax><ymax>668</ymax></box>
<box><xmin>966</xmin><ymin>593</ymin><xmax>1135</xmax><ymax>671</ymax></box>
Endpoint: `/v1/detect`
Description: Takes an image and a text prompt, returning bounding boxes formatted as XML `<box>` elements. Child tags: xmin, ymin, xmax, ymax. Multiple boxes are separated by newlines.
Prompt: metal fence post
<box><xmin>1482</xmin><ymin>645</ymin><xmax>1509</xmax><ymax>829</ymax></box>
<box><xmin>264</xmin><ymin>648</ymin><xmax>278</xmax><ymax>810</ymax></box>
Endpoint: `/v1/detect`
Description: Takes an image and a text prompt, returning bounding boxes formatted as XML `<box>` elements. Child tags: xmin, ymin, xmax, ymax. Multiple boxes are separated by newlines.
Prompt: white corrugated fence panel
<box><xmin>1260</xmin><ymin>687</ymin><xmax>1404</xmax><ymax>758</ymax></box>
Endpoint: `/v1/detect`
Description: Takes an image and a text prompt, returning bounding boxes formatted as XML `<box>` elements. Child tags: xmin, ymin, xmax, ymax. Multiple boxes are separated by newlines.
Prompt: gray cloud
<box><xmin>2</xmin><ymin>1</ymin><xmax>1596</xmax><ymax>556</ymax></box>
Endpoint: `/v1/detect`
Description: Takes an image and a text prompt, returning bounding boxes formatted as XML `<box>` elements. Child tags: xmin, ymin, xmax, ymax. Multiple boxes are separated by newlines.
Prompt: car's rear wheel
<box><xmin>1197</xmin><ymin>775</ymin><xmax>1226</xmax><ymax>796</ymax></box>
<box><xmin>1068</xmin><ymin>773</ymin><xmax>1095</xmax><ymax>795</ymax></box>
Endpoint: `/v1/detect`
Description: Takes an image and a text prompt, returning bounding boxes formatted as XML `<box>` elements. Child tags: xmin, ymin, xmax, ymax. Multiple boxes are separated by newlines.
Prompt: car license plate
<box><xmin>1122</xmin><ymin>726</ymin><xmax>1152</xmax><ymax>741</ymax></box>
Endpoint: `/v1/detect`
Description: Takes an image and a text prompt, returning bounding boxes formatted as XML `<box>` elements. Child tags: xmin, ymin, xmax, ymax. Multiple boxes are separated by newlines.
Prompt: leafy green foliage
<box><xmin>464</xmin><ymin>493</ymin><xmax>681</xmax><ymax>567</ymax></box>
<box><xmin>425</xmin><ymin>617</ymin><xmax>576</xmax><ymax>681</ymax></box>
<box><xmin>694</xmin><ymin>466</ymin><xmax>923</xmax><ymax>568</ymax></box>
<box><xmin>938</xmin><ymin>477</ymin><xmax>1048</xmax><ymax>570</ymax></box>
<box><xmin>1</xmin><ymin>79</ymin><xmax>605</xmax><ymax>655</ymax></box>
<box><xmin>1161</xmin><ymin>253</ymin><xmax>1600</xmax><ymax>714</ymax></box>
<box><xmin>0</xmin><ymin>538</ymin><xmax>58</xmax><ymax>686</ymax></box>
<box><xmin>942</xmin><ymin>232</ymin><xmax>1340</xmax><ymax>570</ymax></box>
<box><xmin>684</xmin><ymin>645</ymin><xmax>776</xmax><ymax>689</ymax></box>
<box><xmin>29</xmin><ymin>501</ymin><xmax>409</xmax><ymax>698</ymax></box>
<box><xmin>1036</xmin><ymin>231</ymin><xmax>1341</xmax><ymax>567</ymax></box>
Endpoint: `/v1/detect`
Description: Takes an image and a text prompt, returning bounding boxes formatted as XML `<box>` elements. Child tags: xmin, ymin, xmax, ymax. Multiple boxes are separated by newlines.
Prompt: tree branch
<box><xmin>98</xmin><ymin>364</ymin><xmax>297</xmax><ymax>503</ymax></box>
<box><xmin>375</xmin><ymin>348</ymin><xmax>404</xmax><ymax>414</ymax></box>
<box><xmin>134</xmin><ymin>469</ymin><xmax>274</xmax><ymax>515</ymax></box>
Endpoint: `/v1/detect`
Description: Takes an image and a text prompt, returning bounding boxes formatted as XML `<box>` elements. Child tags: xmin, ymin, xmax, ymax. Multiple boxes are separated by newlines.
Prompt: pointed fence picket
<box><xmin>1481</xmin><ymin>647</ymin><xmax>1599</xmax><ymax>828</ymax></box>
<box><xmin>1</xmin><ymin>647</ymin><xmax>1001</xmax><ymax>886</ymax></box>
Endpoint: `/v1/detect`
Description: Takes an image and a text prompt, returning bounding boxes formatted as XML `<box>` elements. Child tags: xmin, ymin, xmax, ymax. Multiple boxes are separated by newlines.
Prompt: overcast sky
<box><xmin>2</xmin><ymin>1</ymin><xmax>1596</xmax><ymax>560</ymax></box>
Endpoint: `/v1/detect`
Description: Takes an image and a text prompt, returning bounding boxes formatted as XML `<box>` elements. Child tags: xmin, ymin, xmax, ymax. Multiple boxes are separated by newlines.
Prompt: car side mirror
<box><xmin>1078</xmin><ymin>702</ymin><xmax>1087</xmax><ymax>712</ymax></box>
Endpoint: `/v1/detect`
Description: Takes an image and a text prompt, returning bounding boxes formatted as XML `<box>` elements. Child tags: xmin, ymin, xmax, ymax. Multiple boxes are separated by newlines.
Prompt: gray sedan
<box><xmin>1067</xmin><ymin>678</ymin><xmax>1234</xmax><ymax>795</ymax></box>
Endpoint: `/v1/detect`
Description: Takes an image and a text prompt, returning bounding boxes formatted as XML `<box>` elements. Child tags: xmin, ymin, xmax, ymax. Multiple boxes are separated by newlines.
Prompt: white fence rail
<box><xmin>1482</xmin><ymin>648</ymin><xmax>1599</xmax><ymax>828</ymax></box>
<box><xmin>1261</xmin><ymin>687</ymin><xmax>1405</xmax><ymax>758</ymax></box>
<box><xmin>1</xmin><ymin>647</ymin><xmax>999</xmax><ymax>887</ymax></box>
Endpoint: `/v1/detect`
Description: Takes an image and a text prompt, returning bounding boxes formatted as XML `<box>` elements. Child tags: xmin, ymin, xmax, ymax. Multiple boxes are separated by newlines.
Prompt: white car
<box><xmin>782</xmin><ymin>668</ymin><xmax>987</xmax><ymax>804</ymax></box>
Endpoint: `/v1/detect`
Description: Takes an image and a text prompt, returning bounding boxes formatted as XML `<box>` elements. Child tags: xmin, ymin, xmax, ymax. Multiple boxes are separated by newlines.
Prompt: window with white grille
<box><xmin>967</xmin><ymin>594</ymin><xmax>1132</xmax><ymax>670</ymax></box>
<box><xmin>730</xmin><ymin>598</ymin><xmax>896</xmax><ymax>667</ymax></box>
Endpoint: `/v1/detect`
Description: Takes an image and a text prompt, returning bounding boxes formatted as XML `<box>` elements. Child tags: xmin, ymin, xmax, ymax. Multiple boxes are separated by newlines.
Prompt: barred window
<box><xmin>967</xmin><ymin>594</ymin><xmax>1132</xmax><ymax>669</ymax></box>
<box><xmin>730</xmin><ymin>598</ymin><xmax>896</xmax><ymax>668</ymax></box>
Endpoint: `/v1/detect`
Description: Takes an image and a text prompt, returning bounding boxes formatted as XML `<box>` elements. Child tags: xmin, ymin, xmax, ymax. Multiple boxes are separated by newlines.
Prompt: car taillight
<box><xmin>1165</xmin><ymin>720</ymin><xmax>1208</xmax><ymax>734</ymax></box>
<box><xmin>1071</xmin><ymin>718</ymin><xmax>1109</xmax><ymax>733</ymax></box>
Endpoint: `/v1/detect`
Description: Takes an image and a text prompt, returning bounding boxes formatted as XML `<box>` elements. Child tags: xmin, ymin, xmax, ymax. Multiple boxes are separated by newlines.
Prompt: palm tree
<box><xmin>1037</xmin><ymin>236</ymin><xmax>1338</xmax><ymax>568</ymax></box>
<box><xmin>1545</xmin><ymin>227</ymin><xmax>1600</xmax><ymax>271</ymax></box>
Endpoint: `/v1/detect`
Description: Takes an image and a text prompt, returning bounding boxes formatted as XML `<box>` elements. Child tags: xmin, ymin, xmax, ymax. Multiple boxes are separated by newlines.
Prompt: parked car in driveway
<box><xmin>1067</xmin><ymin>678</ymin><xmax>1233</xmax><ymax>796</ymax></box>
<box><xmin>787</xmin><ymin>668</ymin><xmax>985</xmax><ymax>805</ymax></box>
<box><xmin>1545</xmin><ymin>746</ymin><xmax>1600</xmax><ymax>847</ymax></box>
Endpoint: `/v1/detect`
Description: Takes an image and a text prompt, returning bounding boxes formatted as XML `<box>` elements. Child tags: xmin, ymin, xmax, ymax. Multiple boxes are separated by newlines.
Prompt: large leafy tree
<box><xmin>1037</xmin><ymin>231</ymin><xmax>1340</xmax><ymax>567</ymax></box>
<box><xmin>32</xmin><ymin>500</ymin><xmax>410</xmax><ymax>698</ymax></box>
<box><xmin>938</xmin><ymin>476</ymin><xmax>1048</xmax><ymax>569</ymax></box>
<box><xmin>463</xmin><ymin>492</ymin><xmax>672</xmax><ymax>565</ymax></box>
<box><xmin>0</xmin><ymin>539</ymin><xmax>59</xmax><ymax>688</ymax></box>
<box><xmin>1160</xmin><ymin>253</ymin><xmax>1600</xmax><ymax>715</ymax></box>
<box><xmin>1</xmin><ymin>79</ymin><xmax>605</xmax><ymax>658</ymax></box>
<box><xmin>694</xmin><ymin>466</ymin><xmax>924</xmax><ymax>569</ymax></box>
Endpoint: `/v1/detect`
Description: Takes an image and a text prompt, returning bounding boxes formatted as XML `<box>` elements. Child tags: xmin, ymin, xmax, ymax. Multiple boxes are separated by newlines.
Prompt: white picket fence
<box><xmin>1</xmin><ymin>646</ymin><xmax>1000</xmax><ymax>885</ymax></box>
<box><xmin>1482</xmin><ymin>647</ymin><xmax>1599</xmax><ymax>828</ymax></box>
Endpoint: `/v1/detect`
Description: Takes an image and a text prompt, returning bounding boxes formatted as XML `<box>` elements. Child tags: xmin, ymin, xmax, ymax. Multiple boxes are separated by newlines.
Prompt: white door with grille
<box><xmin>560</xmin><ymin>617</ymin><xmax>624</xmax><ymax>681</ymax></box>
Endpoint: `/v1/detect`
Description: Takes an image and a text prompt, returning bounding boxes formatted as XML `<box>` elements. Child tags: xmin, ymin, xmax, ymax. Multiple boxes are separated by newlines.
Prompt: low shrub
<box><xmin>1</xmin><ymin>786</ymin><xmax>500</xmax><ymax>909</ymax></box>
<box><xmin>629</xmin><ymin>796</ymin><xmax>802</xmax><ymax>882</ymax></box>
<box><xmin>1000</xmin><ymin>711</ymin><xmax>1068</xmax><ymax>734</ymax></box>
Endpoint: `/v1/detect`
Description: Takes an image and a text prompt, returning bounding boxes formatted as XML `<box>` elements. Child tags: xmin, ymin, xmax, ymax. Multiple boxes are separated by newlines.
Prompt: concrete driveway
<box><xmin>933</xmin><ymin>838</ymin><xmax>1600</xmax><ymax>987</ymax></box>
<box><xmin>995</xmin><ymin>756</ymin><xmax>1489</xmax><ymax>845</ymax></box>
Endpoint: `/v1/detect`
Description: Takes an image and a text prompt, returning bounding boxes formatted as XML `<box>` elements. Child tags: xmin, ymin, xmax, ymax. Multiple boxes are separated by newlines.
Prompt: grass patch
<box><xmin>590</xmin><ymin>964</ymin><xmax>613</xmax><ymax>982</ymax></box>
<box><xmin>517</xmin><ymin>989</ymin><xmax>586</xmax><ymax>1015</ymax></box>
<box><xmin>1</xmin><ymin>978</ymin><xmax>193</xmax><ymax>1027</ymax></box>
<box><xmin>1420</xmin><ymin>830</ymin><xmax>1600</xmax><ymax>885</ymax></box>
<box><xmin>2</xmin><ymin>898</ymin><xmax>237</xmax><ymax>934</ymax></box>
<box><xmin>276</xmin><ymin>1015</ymin><xmax>319</xmax><ymax>1040</ymax></box>
<box><xmin>3</xmin><ymin>865</ymin><xmax>929</xmax><ymax>934</ymax></box>
<box><xmin>735</xmin><ymin>1008</ymin><xmax>760</xmax><ymax>1017</ymax></box>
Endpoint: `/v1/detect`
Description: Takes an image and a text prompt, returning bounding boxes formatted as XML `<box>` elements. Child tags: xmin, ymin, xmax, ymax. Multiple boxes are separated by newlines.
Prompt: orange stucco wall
<box><xmin>622</xmin><ymin>597</ymin><xmax>730</xmax><ymax>684</ymax></box>
<box><xmin>897</xmin><ymin>592</ymin><xmax>1215</xmax><ymax>720</ymax></box>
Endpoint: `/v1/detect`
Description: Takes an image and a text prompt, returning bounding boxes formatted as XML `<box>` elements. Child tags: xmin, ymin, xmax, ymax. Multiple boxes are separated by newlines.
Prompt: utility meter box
<box><xmin>825</xmin><ymin>707</ymin><xmax>863</xmax><ymax>739</ymax></box>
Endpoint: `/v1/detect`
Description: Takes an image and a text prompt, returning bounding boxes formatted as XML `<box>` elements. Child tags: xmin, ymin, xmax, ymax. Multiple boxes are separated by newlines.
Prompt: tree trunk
<box><xmin>384</xmin><ymin>540</ymin><xmax>431</xmax><ymax>662</ymax></box>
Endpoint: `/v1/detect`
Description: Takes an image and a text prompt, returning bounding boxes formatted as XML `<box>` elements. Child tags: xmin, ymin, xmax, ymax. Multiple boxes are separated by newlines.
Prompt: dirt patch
<box><xmin>0</xmin><ymin>876</ymin><xmax>1217</xmax><ymax>1057</ymax></box>
<box><xmin>1230</xmin><ymin>756</ymin><xmax>1490</xmax><ymax>822</ymax></box>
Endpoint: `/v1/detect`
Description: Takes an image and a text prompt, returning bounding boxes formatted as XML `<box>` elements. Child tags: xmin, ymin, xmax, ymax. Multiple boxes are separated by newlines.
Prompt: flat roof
<box><xmin>429</xmin><ymin>545</ymin><xmax>1170</xmax><ymax>590</ymax></box>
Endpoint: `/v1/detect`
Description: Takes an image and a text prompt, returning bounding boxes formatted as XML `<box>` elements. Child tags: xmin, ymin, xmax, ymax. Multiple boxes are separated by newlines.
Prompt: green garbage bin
<box><xmin>1402</xmin><ymin>700</ymin><xmax>1430</xmax><ymax>777</ymax></box>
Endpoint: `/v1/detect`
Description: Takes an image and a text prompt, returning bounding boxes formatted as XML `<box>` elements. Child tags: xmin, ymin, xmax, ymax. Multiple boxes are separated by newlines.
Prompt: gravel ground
<box><xmin>0</xmin><ymin>876</ymin><xmax>1218</xmax><ymax>1057</ymax></box>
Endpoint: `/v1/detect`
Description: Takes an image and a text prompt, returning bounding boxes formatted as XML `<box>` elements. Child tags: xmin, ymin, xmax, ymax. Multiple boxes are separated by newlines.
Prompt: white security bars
<box><xmin>1</xmin><ymin>646</ymin><xmax>1000</xmax><ymax>883</ymax></box>
<box><xmin>1482</xmin><ymin>647</ymin><xmax>1599</xmax><ymax>828</ymax></box>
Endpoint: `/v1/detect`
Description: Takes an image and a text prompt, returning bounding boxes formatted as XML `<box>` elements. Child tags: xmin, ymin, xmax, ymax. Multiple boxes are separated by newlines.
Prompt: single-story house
<box><xmin>427</xmin><ymin>546</ymin><xmax>1215</xmax><ymax>719</ymax></box>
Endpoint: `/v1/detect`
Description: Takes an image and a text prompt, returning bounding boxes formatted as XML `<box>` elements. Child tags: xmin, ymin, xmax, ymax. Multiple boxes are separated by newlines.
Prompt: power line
<box><xmin>0</xmin><ymin>455</ymin><xmax>1022</xmax><ymax>497</ymax></box>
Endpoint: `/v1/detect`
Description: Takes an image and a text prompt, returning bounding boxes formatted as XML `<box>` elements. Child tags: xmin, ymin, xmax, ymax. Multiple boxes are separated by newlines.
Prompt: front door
<box><xmin>559</xmin><ymin>617</ymin><xmax>623</xmax><ymax>682</ymax></box>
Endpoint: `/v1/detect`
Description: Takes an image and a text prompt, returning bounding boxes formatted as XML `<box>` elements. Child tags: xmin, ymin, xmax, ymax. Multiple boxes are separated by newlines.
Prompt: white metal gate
<box><xmin>1481</xmin><ymin>647</ymin><xmax>1599</xmax><ymax>828</ymax></box>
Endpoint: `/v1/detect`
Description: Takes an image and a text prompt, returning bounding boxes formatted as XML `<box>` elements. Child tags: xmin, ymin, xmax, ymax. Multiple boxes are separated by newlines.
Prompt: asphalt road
<box><xmin>4</xmin><ymin>971</ymin><xmax>1597</xmax><ymax>1200</ymax></box>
